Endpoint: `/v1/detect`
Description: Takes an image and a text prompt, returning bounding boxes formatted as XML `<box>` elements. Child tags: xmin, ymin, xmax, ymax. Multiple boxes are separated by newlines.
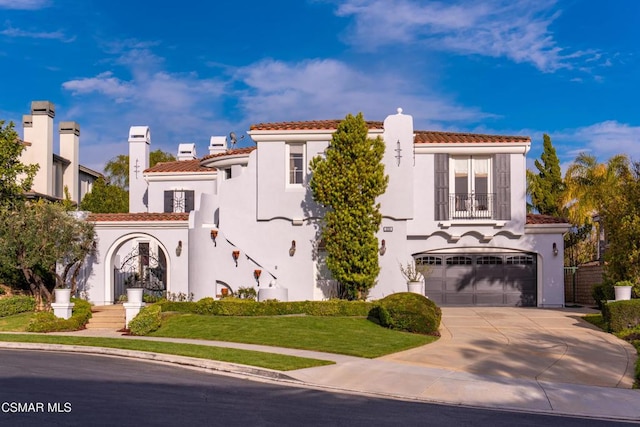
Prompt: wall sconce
<box><xmin>289</xmin><ymin>240</ymin><xmax>296</xmax><ymax>257</ymax></box>
<box><xmin>552</xmin><ymin>242</ymin><xmax>558</xmax><ymax>256</ymax></box>
<box><xmin>232</xmin><ymin>250</ymin><xmax>240</xmax><ymax>267</ymax></box>
<box><xmin>210</xmin><ymin>229</ymin><xmax>218</xmax><ymax>246</ymax></box>
<box><xmin>175</xmin><ymin>240</ymin><xmax>182</xmax><ymax>257</ymax></box>
<box><xmin>254</xmin><ymin>269</ymin><xmax>262</xmax><ymax>280</ymax></box>
<box><xmin>379</xmin><ymin>239</ymin><xmax>386</xmax><ymax>256</ymax></box>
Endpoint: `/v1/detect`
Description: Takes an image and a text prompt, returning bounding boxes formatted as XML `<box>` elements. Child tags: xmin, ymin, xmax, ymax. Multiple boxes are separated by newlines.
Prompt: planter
<box><xmin>614</xmin><ymin>286</ymin><xmax>632</xmax><ymax>301</ymax></box>
<box><xmin>54</xmin><ymin>288</ymin><xmax>71</xmax><ymax>304</ymax></box>
<box><xmin>407</xmin><ymin>281</ymin><xmax>423</xmax><ymax>294</ymax></box>
<box><xmin>127</xmin><ymin>288</ymin><xmax>144</xmax><ymax>304</ymax></box>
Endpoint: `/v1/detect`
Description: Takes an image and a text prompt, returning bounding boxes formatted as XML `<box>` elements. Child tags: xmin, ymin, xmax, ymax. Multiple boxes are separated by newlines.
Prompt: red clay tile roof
<box><xmin>526</xmin><ymin>214</ymin><xmax>569</xmax><ymax>224</ymax></box>
<box><xmin>414</xmin><ymin>131</ymin><xmax>530</xmax><ymax>144</ymax></box>
<box><xmin>201</xmin><ymin>146</ymin><xmax>256</xmax><ymax>161</ymax></box>
<box><xmin>144</xmin><ymin>159</ymin><xmax>212</xmax><ymax>173</ymax></box>
<box><xmin>88</xmin><ymin>212</ymin><xmax>190</xmax><ymax>222</ymax></box>
<box><xmin>250</xmin><ymin>120</ymin><xmax>384</xmax><ymax>131</ymax></box>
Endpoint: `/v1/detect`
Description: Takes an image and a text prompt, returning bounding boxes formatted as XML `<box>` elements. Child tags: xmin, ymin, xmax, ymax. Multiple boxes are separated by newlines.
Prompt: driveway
<box><xmin>381</xmin><ymin>307</ymin><xmax>637</xmax><ymax>388</ymax></box>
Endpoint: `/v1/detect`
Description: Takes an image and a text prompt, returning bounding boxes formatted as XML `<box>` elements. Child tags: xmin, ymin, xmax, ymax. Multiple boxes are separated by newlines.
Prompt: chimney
<box><xmin>177</xmin><ymin>143</ymin><xmax>197</xmax><ymax>161</ymax></box>
<box><xmin>208</xmin><ymin>136</ymin><xmax>227</xmax><ymax>155</ymax></box>
<box><xmin>22</xmin><ymin>101</ymin><xmax>55</xmax><ymax>196</ymax></box>
<box><xmin>59</xmin><ymin>121</ymin><xmax>80</xmax><ymax>203</ymax></box>
<box><xmin>128</xmin><ymin>126</ymin><xmax>150</xmax><ymax>213</ymax></box>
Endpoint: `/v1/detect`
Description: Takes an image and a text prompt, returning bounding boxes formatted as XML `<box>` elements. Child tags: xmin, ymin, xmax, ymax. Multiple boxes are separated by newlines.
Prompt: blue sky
<box><xmin>1</xmin><ymin>0</ymin><xmax>639</xmax><ymax>173</ymax></box>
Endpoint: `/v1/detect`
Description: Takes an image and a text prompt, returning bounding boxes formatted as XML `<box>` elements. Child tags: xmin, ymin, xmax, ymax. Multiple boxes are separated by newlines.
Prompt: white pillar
<box><xmin>59</xmin><ymin>121</ymin><xmax>80</xmax><ymax>203</ymax></box>
<box><xmin>22</xmin><ymin>101</ymin><xmax>55</xmax><ymax>197</ymax></box>
<box><xmin>128</xmin><ymin>126</ymin><xmax>150</xmax><ymax>213</ymax></box>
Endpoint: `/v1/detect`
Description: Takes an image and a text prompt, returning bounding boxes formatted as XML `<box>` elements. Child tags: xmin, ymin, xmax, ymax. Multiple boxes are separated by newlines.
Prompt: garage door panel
<box><xmin>475</xmin><ymin>293</ymin><xmax>505</xmax><ymax>305</ymax></box>
<box><xmin>444</xmin><ymin>293</ymin><xmax>474</xmax><ymax>305</ymax></box>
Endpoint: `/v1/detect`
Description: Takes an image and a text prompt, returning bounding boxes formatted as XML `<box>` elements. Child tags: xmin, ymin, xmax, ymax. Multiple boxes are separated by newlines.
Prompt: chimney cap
<box><xmin>128</xmin><ymin>126</ymin><xmax>150</xmax><ymax>143</ymax></box>
<box><xmin>31</xmin><ymin>100</ymin><xmax>55</xmax><ymax>118</ymax></box>
<box><xmin>59</xmin><ymin>121</ymin><xmax>80</xmax><ymax>136</ymax></box>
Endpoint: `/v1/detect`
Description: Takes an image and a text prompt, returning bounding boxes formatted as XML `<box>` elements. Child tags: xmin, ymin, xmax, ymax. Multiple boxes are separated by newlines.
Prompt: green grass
<box><xmin>0</xmin><ymin>334</ymin><xmax>332</xmax><ymax>371</ymax></box>
<box><xmin>150</xmin><ymin>313</ymin><xmax>437</xmax><ymax>358</ymax></box>
<box><xmin>583</xmin><ymin>313</ymin><xmax>606</xmax><ymax>330</ymax></box>
<box><xmin>0</xmin><ymin>312</ymin><xmax>34</xmax><ymax>331</ymax></box>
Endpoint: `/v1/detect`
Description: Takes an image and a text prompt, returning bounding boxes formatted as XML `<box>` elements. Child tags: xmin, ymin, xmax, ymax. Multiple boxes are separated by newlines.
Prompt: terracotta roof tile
<box><xmin>201</xmin><ymin>147</ymin><xmax>256</xmax><ymax>161</ymax></box>
<box><xmin>250</xmin><ymin>120</ymin><xmax>384</xmax><ymax>131</ymax></box>
<box><xmin>88</xmin><ymin>212</ymin><xmax>190</xmax><ymax>222</ymax></box>
<box><xmin>144</xmin><ymin>159</ymin><xmax>212</xmax><ymax>173</ymax></box>
<box><xmin>414</xmin><ymin>131</ymin><xmax>530</xmax><ymax>144</ymax></box>
<box><xmin>526</xmin><ymin>213</ymin><xmax>569</xmax><ymax>225</ymax></box>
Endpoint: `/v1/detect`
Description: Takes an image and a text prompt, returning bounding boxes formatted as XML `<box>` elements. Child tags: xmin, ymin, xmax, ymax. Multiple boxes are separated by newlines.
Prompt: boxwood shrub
<box><xmin>128</xmin><ymin>304</ymin><xmax>162</xmax><ymax>335</ymax></box>
<box><xmin>0</xmin><ymin>295</ymin><xmax>36</xmax><ymax>317</ymax></box>
<box><xmin>375</xmin><ymin>292</ymin><xmax>441</xmax><ymax>335</ymax></box>
<box><xmin>26</xmin><ymin>298</ymin><xmax>92</xmax><ymax>332</ymax></box>
<box><xmin>602</xmin><ymin>299</ymin><xmax>640</xmax><ymax>332</ymax></box>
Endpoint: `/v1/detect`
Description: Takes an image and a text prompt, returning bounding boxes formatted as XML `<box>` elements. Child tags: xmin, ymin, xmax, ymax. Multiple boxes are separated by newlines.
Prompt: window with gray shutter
<box><xmin>493</xmin><ymin>153</ymin><xmax>511</xmax><ymax>220</ymax></box>
<box><xmin>434</xmin><ymin>154</ymin><xmax>449</xmax><ymax>220</ymax></box>
<box><xmin>164</xmin><ymin>191</ymin><xmax>173</xmax><ymax>213</ymax></box>
<box><xmin>185</xmin><ymin>190</ymin><xmax>195</xmax><ymax>212</ymax></box>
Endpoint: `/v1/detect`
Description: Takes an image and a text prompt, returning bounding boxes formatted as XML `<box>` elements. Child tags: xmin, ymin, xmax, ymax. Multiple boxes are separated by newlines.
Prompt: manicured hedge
<box><xmin>26</xmin><ymin>298</ymin><xmax>92</xmax><ymax>332</ymax></box>
<box><xmin>0</xmin><ymin>295</ymin><xmax>35</xmax><ymax>317</ymax></box>
<box><xmin>602</xmin><ymin>299</ymin><xmax>640</xmax><ymax>332</ymax></box>
<box><xmin>128</xmin><ymin>304</ymin><xmax>162</xmax><ymax>336</ymax></box>
<box><xmin>375</xmin><ymin>292</ymin><xmax>441</xmax><ymax>335</ymax></box>
<box><xmin>158</xmin><ymin>298</ymin><xmax>375</xmax><ymax>317</ymax></box>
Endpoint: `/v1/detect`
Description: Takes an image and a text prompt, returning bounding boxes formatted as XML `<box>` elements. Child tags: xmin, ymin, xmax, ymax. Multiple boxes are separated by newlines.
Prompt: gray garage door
<box><xmin>418</xmin><ymin>253</ymin><xmax>537</xmax><ymax>307</ymax></box>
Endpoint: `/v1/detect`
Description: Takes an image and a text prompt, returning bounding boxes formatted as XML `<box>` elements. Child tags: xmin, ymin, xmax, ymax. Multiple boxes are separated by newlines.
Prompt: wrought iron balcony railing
<box><xmin>449</xmin><ymin>193</ymin><xmax>495</xmax><ymax>220</ymax></box>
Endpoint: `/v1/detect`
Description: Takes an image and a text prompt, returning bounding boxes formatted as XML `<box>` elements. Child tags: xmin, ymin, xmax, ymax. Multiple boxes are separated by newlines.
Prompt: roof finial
<box><xmin>397</xmin><ymin>107</ymin><xmax>403</xmax><ymax>115</ymax></box>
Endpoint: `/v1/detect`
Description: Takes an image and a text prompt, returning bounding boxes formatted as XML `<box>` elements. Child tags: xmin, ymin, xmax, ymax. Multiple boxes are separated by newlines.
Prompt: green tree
<box><xmin>104</xmin><ymin>150</ymin><xmax>176</xmax><ymax>189</ymax></box>
<box><xmin>526</xmin><ymin>134</ymin><xmax>564</xmax><ymax>216</ymax></box>
<box><xmin>79</xmin><ymin>177</ymin><xmax>128</xmax><ymax>213</ymax></box>
<box><xmin>0</xmin><ymin>200</ymin><xmax>96</xmax><ymax>308</ymax></box>
<box><xmin>0</xmin><ymin>120</ymin><xmax>38</xmax><ymax>206</ymax></box>
<box><xmin>309</xmin><ymin>113</ymin><xmax>388</xmax><ymax>300</ymax></box>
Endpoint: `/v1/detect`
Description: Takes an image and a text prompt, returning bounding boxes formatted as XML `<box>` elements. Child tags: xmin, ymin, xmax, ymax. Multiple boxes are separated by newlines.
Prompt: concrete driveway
<box><xmin>381</xmin><ymin>307</ymin><xmax>637</xmax><ymax>388</ymax></box>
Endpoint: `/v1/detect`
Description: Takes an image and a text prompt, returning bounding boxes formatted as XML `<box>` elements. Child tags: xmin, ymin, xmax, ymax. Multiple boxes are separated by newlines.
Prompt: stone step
<box><xmin>86</xmin><ymin>322</ymin><xmax>125</xmax><ymax>330</ymax></box>
<box><xmin>87</xmin><ymin>305</ymin><xmax>126</xmax><ymax>330</ymax></box>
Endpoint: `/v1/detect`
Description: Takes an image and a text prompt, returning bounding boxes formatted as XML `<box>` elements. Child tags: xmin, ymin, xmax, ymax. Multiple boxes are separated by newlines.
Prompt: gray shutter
<box><xmin>164</xmin><ymin>191</ymin><xmax>173</xmax><ymax>213</ymax></box>
<box><xmin>185</xmin><ymin>190</ymin><xmax>195</xmax><ymax>212</ymax></box>
<box><xmin>434</xmin><ymin>154</ymin><xmax>449</xmax><ymax>220</ymax></box>
<box><xmin>494</xmin><ymin>154</ymin><xmax>511</xmax><ymax>220</ymax></box>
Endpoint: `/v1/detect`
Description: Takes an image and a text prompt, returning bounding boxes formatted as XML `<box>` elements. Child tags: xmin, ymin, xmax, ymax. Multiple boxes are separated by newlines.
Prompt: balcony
<box><xmin>450</xmin><ymin>193</ymin><xmax>495</xmax><ymax>220</ymax></box>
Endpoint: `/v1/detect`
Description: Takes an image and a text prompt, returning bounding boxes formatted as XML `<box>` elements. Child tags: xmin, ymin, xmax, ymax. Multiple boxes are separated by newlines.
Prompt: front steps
<box><xmin>86</xmin><ymin>305</ymin><xmax>125</xmax><ymax>330</ymax></box>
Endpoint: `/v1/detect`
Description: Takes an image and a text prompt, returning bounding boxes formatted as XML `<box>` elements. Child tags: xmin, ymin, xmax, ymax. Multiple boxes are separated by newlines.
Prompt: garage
<box><xmin>418</xmin><ymin>252</ymin><xmax>537</xmax><ymax>307</ymax></box>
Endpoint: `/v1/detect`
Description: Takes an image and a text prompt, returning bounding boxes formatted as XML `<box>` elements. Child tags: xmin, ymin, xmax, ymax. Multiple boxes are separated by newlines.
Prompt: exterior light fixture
<box><xmin>289</xmin><ymin>240</ymin><xmax>296</xmax><ymax>257</ymax></box>
<box><xmin>254</xmin><ymin>269</ymin><xmax>262</xmax><ymax>280</ymax></box>
<box><xmin>176</xmin><ymin>240</ymin><xmax>182</xmax><ymax>257</ymax></box>
<box><xmin>379</xmin><ymin>239</ymin><xmax>386</xmax><ymax>256</ymax></box>
<box><xmin>210</xmin><ymin>229</ymin><xmax>218</xmax><ymax>246</ymax></box>
<box><xmin>232</xmin><ymin>250</ymin><xmax>240</xmax><ymax>267</ymax></box>
<box><xmin>552</xmin><ymin>242</ymin><xmax>558</xmax><ymax>256</ymax></box>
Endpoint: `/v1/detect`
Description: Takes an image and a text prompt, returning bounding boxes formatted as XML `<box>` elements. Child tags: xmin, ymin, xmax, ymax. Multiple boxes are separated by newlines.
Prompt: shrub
<box><xmin>602</xmin><ymin>299</ymin><xmax>640</xmax><ymax>332</ymax></box>
<box><xmin>0</xmin><ymin>287</ymin><xmax>5</xmax><ymax>295</ymax></box>
<box><xmin>26</xmin><ymin>298</ymin><xmax>92</xmax><ymax>332</ymax></box>
<box><xmin>128</xmin><ymin>304</ymin><xmax>162</xmax><ymax>335</ymax></box>
<box><xmin>236</xmin><ymin>287</ymin><xmax>257</xmax><ymax>300</ymax></box>
<box><xmin>593</xmin><ymin>283</ymin><xmax>614</xmax><ymax>310</ymax></box>
<box><xmin>0</xmin><ymin>295</ymin><xmax>35</xmax><ymax>317</ymax></box>
<box><xmin>375</xmin><ymin>292</ymin><xmax>441</xmax><ymax>335</ymax></box>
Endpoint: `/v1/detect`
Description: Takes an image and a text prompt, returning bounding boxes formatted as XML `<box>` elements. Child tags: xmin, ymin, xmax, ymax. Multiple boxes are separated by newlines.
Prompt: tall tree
<box><xmin>309</xmin><ymin>113</ymin><xmax>388</xmax><ymax>300</ymax></box>
<box><xmin>526</xmin><ymin>134</ymin><xmax>564</xmax><ymax>216</ymax></box>
<box><xmin>0</xmin><ymin>120</ymin><xmax>38</xmax><ymax>207</ymax></box>
<box><xmin>79</xmin><ymin>177</ymin><xmax>128</xmax><ymax>213</ymax></box>
<box><xmin>104</xmin><ymin>150</ymin><xmax>176</xmax><ymax>189</ymax></box>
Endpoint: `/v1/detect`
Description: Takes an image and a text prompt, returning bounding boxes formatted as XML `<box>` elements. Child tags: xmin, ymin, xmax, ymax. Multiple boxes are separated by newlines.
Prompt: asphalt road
<box><xmin>0</xmin><ymin>349</ymin><xmax>626</xmax><ymax>426</ymax></box>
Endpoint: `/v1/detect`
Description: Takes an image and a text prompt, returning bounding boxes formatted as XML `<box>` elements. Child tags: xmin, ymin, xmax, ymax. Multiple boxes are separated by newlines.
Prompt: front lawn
<box><xmin>150</xmin><ymin>313</ymin><xmax>437</xmax><ymax>358</ymax></box>
<box><xmin>0</xmin><ymin>312</ymin><xmax>34</xmax><ymax>331</ymax></box>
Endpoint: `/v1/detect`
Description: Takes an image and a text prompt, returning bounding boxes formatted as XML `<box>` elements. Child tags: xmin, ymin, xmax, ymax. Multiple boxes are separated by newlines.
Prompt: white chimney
<box><xmin>22</xmin><ymin>101</ymin><xmax>55</xmax><ymax>196</ymax></box>
<box><xmin>208</xmin><ymin>136</ymin><xmax>227</xmax><ymax>155</ymax></box>
<box><xmin>177</xmin><ymin>143</ymin><xmax>197</xmax><ymax>161</ymax></box>
<box><xmin>59</xmin><ymin>121</ymin><xmax>80</xmax><ymax>203</ymax></box>
<box><xmin>128</xmin><ymin>126</ymin><xmax>150</xmax><ymax>213</ymax></box>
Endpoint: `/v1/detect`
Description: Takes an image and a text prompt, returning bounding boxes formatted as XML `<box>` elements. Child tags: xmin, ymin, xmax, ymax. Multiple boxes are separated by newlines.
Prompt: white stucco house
<box><xmin>20</xmin><ymin>101</ymin><xmax>102</xmax><ymax>203</ymax></box>
<box><xmin>77</xmin><ymin>108</ymin><xmax>569</xmax><ymax>307</ymax></box>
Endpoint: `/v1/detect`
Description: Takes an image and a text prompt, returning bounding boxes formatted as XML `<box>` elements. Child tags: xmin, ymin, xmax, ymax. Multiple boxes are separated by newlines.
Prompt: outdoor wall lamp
<box><xmin>176</xmin><ymin>240</ymin><xmax>182</xmax><ymax>257</ymax></box>
<box><xmin>552</xmin><ymin>242</ymin><xmax>558</xmax><ymax>256</ymax></box>
<box><xmin>289</xmin><ymin>240</ymin><xmax>296</xmax><ymax>257</ymax></box>
<box><xmin>210</xmin><ymin>229</ymin><xmax>218</xmax><ymax>246</ymax></box>
<box><xmin>232</xmin><ymin>250</ymin><xmax>240</xmax><ymax>267</ymax></box>
<box><xmin>379</xmin><ymin>239</ymin><xmax>386</xmax><ymax>256</ymax></box>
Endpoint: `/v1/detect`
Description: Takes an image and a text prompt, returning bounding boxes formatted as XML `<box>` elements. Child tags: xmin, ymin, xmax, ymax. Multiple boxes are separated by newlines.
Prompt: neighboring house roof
<box><xmin>79</xmin><ymin>164</ymin><xmax>104</xmax><ymax>179</ymax></box>
<box><xmin>250</xmin><ymin>120</ymin><xmax>385</xmax><ymax>131</ymax></box>
<box><xmin>526</xmin><ymin>214</ymin><xmax>569</xmax><ymax>225</ymax></box>
<box><xmin>88</xmin><ymin>212</ymin><xmax>190</xmax><ymax>222</ymax></box>
<box><xmin>201</xmin><ymin>147</ymin><xmax>256</xmax><ymax>161</ymax></box>
<box><xmin>144</xmin><ymin>159</ymin><xmax>211</xmax><ymax>173</ymax></box>
<box><xmin>414</xmin><ymin>131</ymin><xmax>530</xmax><ymax>144</ymax></box>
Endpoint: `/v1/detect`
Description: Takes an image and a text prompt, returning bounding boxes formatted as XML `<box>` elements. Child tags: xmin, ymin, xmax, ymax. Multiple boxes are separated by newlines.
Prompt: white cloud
<box><xmin>334</xmin><ymin>0</ymin><xmax>601</xmax><ymax>73</ymax></box>
<box><xmin>63</xmin><ymin>72</ymin><xmax>133</xmax><ymax>102</ymax></box>
<box><xmin>0</xmin><ymin>0</ymin><xmax>49</xmax><ymax>9</ymax></box>
<box><xmin>553</xmin><ymin>121</ymin><xmax>640</xmax><ymax>162</ymax></box>
<box><xmin>0</xmin><ymin>26</ymin><xmax>72</xmax><ymax>41</ymax></box>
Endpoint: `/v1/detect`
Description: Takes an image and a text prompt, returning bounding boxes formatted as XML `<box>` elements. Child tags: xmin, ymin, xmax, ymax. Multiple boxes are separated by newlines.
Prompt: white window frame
<box><xmin>286</xmin><ymin>143</ymin><xmax>305</xmax><ymax>187</ymax></box>
<box><xmin>449</xmin><ymin>156</ymin><xmax>492</xmax><ymax>215</ymax></box>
